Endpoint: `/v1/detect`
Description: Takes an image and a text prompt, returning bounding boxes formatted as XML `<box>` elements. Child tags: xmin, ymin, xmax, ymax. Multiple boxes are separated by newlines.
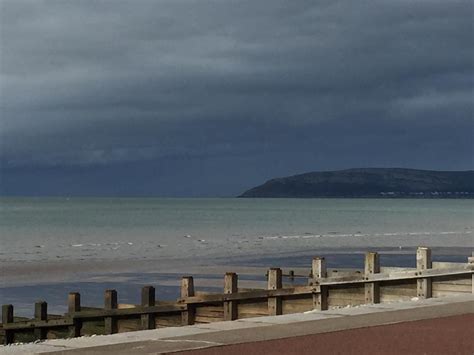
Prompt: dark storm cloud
<box><xmin>0</xmin><ymin>0</ymin><xmax>473</xmax><ymax>195</ymax></box>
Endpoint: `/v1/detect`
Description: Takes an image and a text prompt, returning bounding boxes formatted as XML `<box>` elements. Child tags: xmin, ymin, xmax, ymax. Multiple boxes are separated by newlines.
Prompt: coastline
<box><xmin>1</xmin><ymin>246</ymin><xmax>471</xmax><ymax>317</ymax></box>
<box><xmin>2</xmin><ymin>246</ymin><xmax>472</xmax><ymax>286</ymax></box>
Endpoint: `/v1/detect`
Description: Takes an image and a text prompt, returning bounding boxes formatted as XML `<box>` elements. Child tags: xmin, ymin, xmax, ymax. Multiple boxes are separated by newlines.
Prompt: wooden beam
<box><xmin>359</xmin><ymin>268</ymin><xmax>471</xmax><ymax>283</ymax></box>
<box><xmin>2</xmin><ymin>318</ymin><xmax>74</xmax><ymax>330</ymax></box>
<box><xmin>141</xmin><ymin>286</ymin><xmax>155</xmax><ymax>330</ymax></box>
<box><xmin>34</xmin><ymin>301</ymin><xmax>48</xmax><ymax>340</ymax></box>
<box><xmin>181</xmin><ymin>286</ymin><xmax>319</xmax><ymax>304</ymax></box>
<box><xmin>364</xmin><ymin>252</ymin><xmax>380</xmax><ymax>304</ymax></box>
<box><xmin>104</xmin><ymin>289</ymin><xmax>118</xmax><ymax>334</ymax></box>
<box><xmin>181</xmin><ymin>276</ymin><xmax>195</xmax><ymax>325</ymax></box>
<box><xmin>224</xmin><ymin>272</ymin><xmax>238</xmax><ymax>321</ymax></box>
<box><xmin>312</xmin><ymin>257</ymin><xmax>327</xmax><ymax>279</ymax></box>
<box><xmin>417</xmin><ymin>247</ymin><xmax>432</xmax><ymax>298</ymax></box>
<box><xmin>268</xmin><ymin>268</ymin><xmax>282</xmax><ymax>316</ymax></box>
<box><xmin>312</xmin><ymin>257</ymin><xmax>328</xmax><ymax>311</ymax></box>
<box><xmin>2</xmin><ymin>304</ymin><xmax>14</xmax><ymax>345</ymax></box>
<box><xmin>68</xmin><ymin>292</ymin><xmax>82</xmax><ymax>337</ymax></box>
<box><xmin>69</xmin><ymin>304</ymin><xmax>185</xmax><ymax>319</ymax></box>
<box><xmin>468</xmin><ymin>254</ymin><xmax>474</xmax><ymax>294</ymax></box>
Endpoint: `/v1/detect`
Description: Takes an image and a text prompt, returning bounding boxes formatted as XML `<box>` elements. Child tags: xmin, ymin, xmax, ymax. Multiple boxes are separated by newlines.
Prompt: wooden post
<box><xmin>2</xmin><ymin>304</ymin><xmax>14</xmax><ymax>345</ymax></box>
<box><xmin>181</xmin><ymin>276</ymin><xmax>195</xmax><ymax>325</ymax></box>
<box><xmin>468</xmin><ymin>253</ymin><xmax>474</xmax><ymax>294</ymax></box>
<box><xmin>416</xmin><ymin>247</ymin><xmax>432</xmax><ymax>298</ymax></box>
<box><xmin>68</xmin><ymin>292</ymin><xmax>82</xmax><ymax>337</ymax></box>
<box><xmin>141</xmin><ymin>286</ymin><xmax>156</xmax><ymax>330</ymax></box>
<box><xmin>364</xmin><ymin>252</ymin><xmax>380</xmax><ymax>304</ymax></box>
<box><xmin>312</xmin><ymin>257</ymin><xmax>328</xmax><ymax>311</ymax></box>
<box><xmin>267</xmin><ymin>268</ymin><xmax>282</xmax><ymax>316</ymax></box>
<box><xmin>34</xmin><ymin>301</ymin><xmax>48</xmax><ymax>340</ymax></box>
<box><xmin>289</xmin><ymin>270</ymin><xmax>295</xmax><ymax>280</ymax></box>
<box><xmin>223</xmin><ymin>272</ymin><xmax>238</xmax><ymax>321</ymax></box>
<box><xmin>104</xmin><ymin>289</ymin><xmax>118</xmax><ymax>334</ymax></box>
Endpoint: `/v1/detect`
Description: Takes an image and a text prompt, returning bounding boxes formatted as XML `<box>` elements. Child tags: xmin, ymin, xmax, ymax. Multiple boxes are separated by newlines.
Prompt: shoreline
<box><xmin>1</xmin><ymin>246</ymin><xmax>471</xmax><ymax>286</ymax></box>
<box><xmin>1</xmin><ymin>246</ymin><xmax>472</xmax><ymax>317</ymax></box>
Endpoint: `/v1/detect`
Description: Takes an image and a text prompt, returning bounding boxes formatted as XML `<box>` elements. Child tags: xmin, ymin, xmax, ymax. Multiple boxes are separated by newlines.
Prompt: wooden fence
<box><xmin>1</xmin><ymin>247</ymin><xmax>473</xmax><ymax>345</ymax></box>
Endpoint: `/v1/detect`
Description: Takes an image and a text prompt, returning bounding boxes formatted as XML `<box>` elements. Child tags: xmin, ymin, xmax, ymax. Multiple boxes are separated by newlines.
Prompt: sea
<box><xmin>1</xmin><ymin>197</ymin><xmax>473</xmax><ymax>315</ymax></box>
<box><xmin>1</xmin><ymin>197</ymin><xmax>473</xmax><ymax>263</ymax></box>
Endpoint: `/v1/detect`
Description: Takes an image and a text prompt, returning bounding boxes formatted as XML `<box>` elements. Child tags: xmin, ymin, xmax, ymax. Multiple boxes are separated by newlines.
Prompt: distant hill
<box><xmin>239</xmin><ymin>168</ymin><xmax>474</xmax><ymax>198</ymax></box>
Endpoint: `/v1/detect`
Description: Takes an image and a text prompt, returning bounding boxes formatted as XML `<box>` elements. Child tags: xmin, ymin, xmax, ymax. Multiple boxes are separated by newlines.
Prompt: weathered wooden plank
<box><xmin>3</xmin><ymin>318</ymin><xmax>74</xmax><ymax>330</ymax></box>
<box><xmin>432</xmin><ymin>261</ymin><xmax>467</xmax><ymax>269</ymax></box>
<box><xmin>380</xmin><ymin>267</ymin><xmax>416</xmax><ymax>273</ymax></box>
<box><xmin>330</xmin><ymin>291</ymin><xmax>365</xmax><ymax>300</ymax></box>
<box><xmin>311</xmin><ymin>275</ymin><xmax>364</xmax><ymax>284</ymax></box>
<box><xmin>194</xmin><ymin>291</ymin><xmax>214</xmax><ymax>297</ymax></box>
<box><xmin>117</xmin><ymin>318</ymin><xmax>140</xmax><ymax>333</ymax></box>
<box><xmin>380</xmin><ymin>286</ymin><xmax>417</xmax><ymax>297</ymax></box>
<box><xmin>431</xmin><ymin>275</ymin><xmax>471</xmax><ymax>285</ymax></box>
<box><xmin>365</xmin><ymin>252</ymin><xmax>380</xmax><ymax>304</ymax></box>
<box><xmin>34</xmin><ymin>301</ymin><xmax>48</xmax><ymax>340</ymax></box>
<box><xmin>432</xmin><ymin>290</ymin><xmax>470</xmax><ymax>297</ymax></box>
<box><xmin>183</xmin><ymin>286</ymin><xmax>320</xmax><ymax>304</ymax></box>
<box><xmin>327</xmin><ymin>269</ymin><xmax>363</xmax><ymax>278</ymax></box>
<box><xmin>379</xmin><ymin>280</ymin><xmax>417</xmax><ymax>301</ymax></box>
<box><xmin>2</xmin><ymin>305</ymin><xmax>14</xmax><ymax>345</ymax></box>
<box><xmin>193</xmin><ymin>318</ymin><xmax>224</xmax><ymax>325</ymax></box>
<box><xmin>417</xmin><ymin>247</ymin><xmax>432</xmax><ymax>298</ymax></box>
<box><xmin>80</xmin><ymin>319</ymin><xmax>106</xmax><ymax>336</ymax></box>
<box><xmin>223</xmin><ymin>273</ymin><xmax>238</xmax><ymax>321</ymax></box>
<box><xmin>238</xmin><ymin>288</ymin><xmax>263</xmax><ymax>292</ymax></box>
<box><xmin>468</xmin><ymin>255</ymin><xmax>474</xmax><ymax>294</ymax></box>
<box><xmin>268</xmin><ymin>268</ymin><xmax>283</xmax><ymax>316</ymax></box>
<box><xmin>104</xmin><ymin>290</ymin><xmax>118</xmax><ymax>334</ymax></box>
<box><xmin>329</xmin><ymin>287</ymin><xmax>370</xmax><ymax>295</ymax></box>
<box><xmin>353</xmin><ymin>269</ymin><xmax>472</xmax><ymax>284</ymax></box>
<box><xmin>140</xmin><ymin>286</ymin><xmax>155</xmax><ymax>330</ymax></box>
<box><xmin>431</xmin><ymin>284</ymin><xmax>472</xmax><ymax>293</ymax></box>
<box><xmin>70</xmin><ymin>304</ymin><xmax>185</xmax><ymax>319</ymax></box>
<box><xmin>329</xmin><ymin>285</ymin><xmax>366</xmax><ymax>305</ymax></box>
<box><xmin>237</xmin><ymin>301</ymin><xmax>268</xmax><ymax>318</ymax></box>
<box><xmin>195</xmin><ymin>305</ymin><xmax>224</xmax><ymax>317</ymax></box>
<box><xmin>312</xmin><ymin>257</ymin><xmax>328</xmax><ymax>311</ymax></box>
<box><xmin>67</xmin><ymin>292</ymin><xmax>82</xmax><ymax>337</ymax></box>
<box><xmin>328</xmin><ymin>297</ymin><xmax>365</xmax><ymax>307</ymax></box>
<box><xmin>181</xmin><ymin>276</ymin><xmax>195</xmax><ymax>325</ymax></box>
<box><xmin>155</xmin><ymin>314</ymin><xmax>182</xmax><ymax>327</ymax></box>
<box><xmin>194</xmin><ymin>305</ymin><xmax>224</xmax><ymax>324</ymax></box>
<box><xmin>282</xmin><ymin>296</ymin><xmax>313</xmax><ymax>314</ymax></box>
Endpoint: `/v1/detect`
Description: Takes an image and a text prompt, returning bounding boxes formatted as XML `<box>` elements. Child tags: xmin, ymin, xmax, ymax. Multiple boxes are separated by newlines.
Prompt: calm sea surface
<box><xmin>1</xmin><ymin>198</ymin><xmax>473</xmax><ymax>263</ymax></box>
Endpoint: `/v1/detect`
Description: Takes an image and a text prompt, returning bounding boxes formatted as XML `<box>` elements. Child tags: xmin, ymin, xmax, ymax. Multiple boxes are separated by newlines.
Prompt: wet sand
<box><xmin>1</xmin><ymin>246</ymin><xmax>471</xmax><ymax>316</ymax></box>
<box><xmin>2</xmin><ymin>246</ymin><xmax>471</xmax><ymax>285</ymax></box>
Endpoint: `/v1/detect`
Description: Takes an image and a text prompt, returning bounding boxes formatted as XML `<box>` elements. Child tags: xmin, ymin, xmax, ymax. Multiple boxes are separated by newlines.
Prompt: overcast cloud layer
<box><xmin>1</xmin><ymin>0</ymin><xmax>473</xmax><ymax>196</ymax></box>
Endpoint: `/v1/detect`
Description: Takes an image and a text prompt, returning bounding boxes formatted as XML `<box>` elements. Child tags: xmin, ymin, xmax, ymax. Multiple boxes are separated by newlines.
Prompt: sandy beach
<box><xmin>1</xmin><ymin>246</ymin><xmax>472</xmax><ymax>317</ymax></box>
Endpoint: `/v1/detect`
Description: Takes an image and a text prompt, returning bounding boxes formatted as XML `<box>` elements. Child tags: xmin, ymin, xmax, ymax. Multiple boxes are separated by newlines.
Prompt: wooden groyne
<box><xmin>1</xmin><ymin>247</ymin><xmax>473</xmax><ymax>345</ymax></box>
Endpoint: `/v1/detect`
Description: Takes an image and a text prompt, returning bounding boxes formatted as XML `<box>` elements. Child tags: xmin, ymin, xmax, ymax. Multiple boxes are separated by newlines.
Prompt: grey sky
<box><xmin>1</xmin><ymin>0</ymin><xmax>473</xmax><ymax>196</ymax></box>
